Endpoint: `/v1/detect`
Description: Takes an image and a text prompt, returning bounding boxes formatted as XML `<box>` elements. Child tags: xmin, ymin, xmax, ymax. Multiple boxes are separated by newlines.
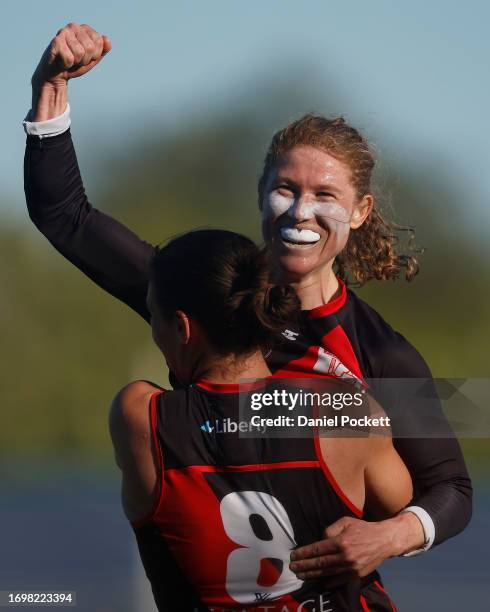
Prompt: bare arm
<box><xmin>109</xmin><ymin>380</ymin><xmax>162</xmax><ymax>522</ymax></box>
<box><xmin>364</xmin><ymin>436</ymin><xmax>413</xmax><ymax>519</ymax></box>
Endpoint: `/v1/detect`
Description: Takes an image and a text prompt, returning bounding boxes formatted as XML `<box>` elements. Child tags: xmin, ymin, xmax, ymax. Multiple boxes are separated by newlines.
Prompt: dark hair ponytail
<box><xmin>150</xmin><ymin>230</ymin><xmax>300</xmax><ymax>354</ymax></box>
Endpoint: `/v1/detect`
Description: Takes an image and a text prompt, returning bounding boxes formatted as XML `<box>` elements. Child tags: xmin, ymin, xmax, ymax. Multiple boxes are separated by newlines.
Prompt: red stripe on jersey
<box><xmin>271</xmin><ymin>344</ymin><xmax>331</xmax><ymax>379</ymax></box>
<box><xmin>271</xmin><ymin>327</ymin><xmax>364</xmax><ymax>384</ymax></box>
<box><xmin>321</xmin><ymin>324</ymin><xmax>365</xmax><ymax>382</ymax></box>
<box><xmin>374</xmin><ymin>580</ymin><xmax>397</xmax><ymax>612</ymax></box>
<box><xmin>196</xmin><ymin>378</ymin><xmax>270</xmax><ymax>394</ymax></box>
<box><xmin>313</xmin><ymin>435</ymin><xmax>363</xmax><ymax>518</ymax></box>
<box><xmin>360</xmin><ymin>594</ymin><xmax>371</xmax><ymax>611</ymax></box>
<box><xmin>308</xmin><ymin>278</ymin><xmax>347</xmax><ymax>319</ymax></box>
<box><xmin>164</xmin><ymin>460</ymin><xmax>321</xmax><ymax>475</ymax></box>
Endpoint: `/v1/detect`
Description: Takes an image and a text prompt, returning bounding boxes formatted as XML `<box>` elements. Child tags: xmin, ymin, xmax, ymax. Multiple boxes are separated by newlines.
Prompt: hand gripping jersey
<box><xmin>133</xmin><ymin>381</ymin><xmax>387</xmax><ymax>612</ymax></box>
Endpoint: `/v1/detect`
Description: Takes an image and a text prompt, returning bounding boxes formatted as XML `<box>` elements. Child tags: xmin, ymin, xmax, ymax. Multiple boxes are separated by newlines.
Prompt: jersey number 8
<box><xmin>220</xmin><ymin>491</ymin><xmax>304</xmax><ymax>604</ymax></box>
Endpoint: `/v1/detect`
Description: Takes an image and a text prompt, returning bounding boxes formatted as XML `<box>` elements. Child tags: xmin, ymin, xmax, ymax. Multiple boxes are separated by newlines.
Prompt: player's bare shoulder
<box><xmin>109</xmin><ymin>380</ymin><xmax>164</xmax><ymax>458</ymax></box>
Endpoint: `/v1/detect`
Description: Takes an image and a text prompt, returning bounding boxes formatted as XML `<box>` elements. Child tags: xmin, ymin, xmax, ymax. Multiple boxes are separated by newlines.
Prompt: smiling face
<box><xmin>260</xmin><ymin>145</ymin><xmax>372</xmax><ymax>283</ymax></box>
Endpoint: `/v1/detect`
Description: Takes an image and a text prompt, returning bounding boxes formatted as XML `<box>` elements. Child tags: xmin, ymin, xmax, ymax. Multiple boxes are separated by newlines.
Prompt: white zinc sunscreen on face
<box><xmin>264</xmin><ymin>192</ymin><xmax>351</xmax><ymax>224</ymax></box>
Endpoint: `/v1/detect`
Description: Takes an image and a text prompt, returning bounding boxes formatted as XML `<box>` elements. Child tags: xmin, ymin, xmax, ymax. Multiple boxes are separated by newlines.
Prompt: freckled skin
<box><xmin>260</xmin><ymin>146</ymin><xmax>369</xmax><ymax>285</ymax></box>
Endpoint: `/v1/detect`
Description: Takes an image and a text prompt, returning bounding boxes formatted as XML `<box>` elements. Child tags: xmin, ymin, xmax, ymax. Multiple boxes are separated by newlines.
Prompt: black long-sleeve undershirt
<box><xmin>24</xmin><ymin>129</ymin><xmax>472</xmax><ymax>549</ymax></box>
<box><xmin>24</xmin><ymin>129</ymin><xmax>154</xmax><ymax>322</ymax></box>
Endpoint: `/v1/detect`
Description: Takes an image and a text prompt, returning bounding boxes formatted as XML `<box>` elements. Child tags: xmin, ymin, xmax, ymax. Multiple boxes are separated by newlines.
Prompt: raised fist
<box><xmin>32</xmin><ymin>22</ymin><xmax>112</xmax><ymax>87</ymax></box>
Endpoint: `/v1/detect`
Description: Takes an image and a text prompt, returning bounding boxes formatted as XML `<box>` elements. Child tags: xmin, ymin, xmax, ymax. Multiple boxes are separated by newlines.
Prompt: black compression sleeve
<box><xmin>378</xmin><ymin>334</ymin><xmax>473</xmax><ymax>546</ymax></box>
<box><xmin>24</xmin><ymin>130</ymin><xmax>154</xmax><ymax>322</ymax></box>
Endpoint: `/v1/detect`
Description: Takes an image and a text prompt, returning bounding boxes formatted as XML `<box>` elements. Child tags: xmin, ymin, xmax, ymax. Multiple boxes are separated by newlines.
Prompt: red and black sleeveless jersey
<box><xmin>133</xmin><ymin>381</ymin><xmax>373</xmax><ymax>612</ymax></box>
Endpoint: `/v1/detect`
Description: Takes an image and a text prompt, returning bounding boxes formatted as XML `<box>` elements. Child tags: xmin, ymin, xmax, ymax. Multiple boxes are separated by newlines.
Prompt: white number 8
<box><xmin>220</xmin><ymin>491</ymin><xmax>303</xmax><ymax>604</ymax></box>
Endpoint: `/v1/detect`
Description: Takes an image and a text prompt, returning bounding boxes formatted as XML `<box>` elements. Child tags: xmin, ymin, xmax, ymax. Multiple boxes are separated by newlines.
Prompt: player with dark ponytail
<box><xmin>149</xmin><ymin>230</ymin><xmax>300</xmax><ymax>361</ymax></box>
<box><xmin>110</xmin><ymin>229</ymin><xmax>412</xmax><ymax>611</ymax></box>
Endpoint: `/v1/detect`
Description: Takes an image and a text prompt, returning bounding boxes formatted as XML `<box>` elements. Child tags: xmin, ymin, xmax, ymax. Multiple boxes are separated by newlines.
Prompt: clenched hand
<box><xmin>30</xmin><ymin>23</ymin><xmax>112</xmax><ymax>121</ymax></box>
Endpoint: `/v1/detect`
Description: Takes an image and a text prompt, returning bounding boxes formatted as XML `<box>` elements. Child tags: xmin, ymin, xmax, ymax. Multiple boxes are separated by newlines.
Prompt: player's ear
<box><xmin>350</xmin><ymin>194</ymin><xmax>373</xmax><ymax>229</ymax></box>
<box><xmin>175</xmin><ymin>310</ymin><xmax>191</xmax><ymax>344</ymax></box>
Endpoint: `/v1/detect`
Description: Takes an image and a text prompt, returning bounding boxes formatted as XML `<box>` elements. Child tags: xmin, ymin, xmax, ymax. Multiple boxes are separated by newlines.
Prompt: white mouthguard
<box><xmin>280</xmin><ymin>227</ymin><xmax>321</xmax><ymax>244</ymax></box>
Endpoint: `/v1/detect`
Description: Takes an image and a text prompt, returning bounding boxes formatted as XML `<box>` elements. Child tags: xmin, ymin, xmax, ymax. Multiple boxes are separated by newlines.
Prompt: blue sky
<box><xmin>3</xmin><ymin>0</ymin><xmax>489</xmax><ymax>236</ymax></box>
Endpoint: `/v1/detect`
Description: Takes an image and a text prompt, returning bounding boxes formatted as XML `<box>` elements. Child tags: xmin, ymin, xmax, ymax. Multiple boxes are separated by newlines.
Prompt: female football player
<box><xmin>110</xmin><ymin>228</ymin><xmax>411</xmax><ymax>611</ymax></box>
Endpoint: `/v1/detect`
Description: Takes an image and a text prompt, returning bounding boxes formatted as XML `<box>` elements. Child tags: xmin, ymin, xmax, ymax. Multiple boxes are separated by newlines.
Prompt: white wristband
<box><xmin>23</xmin><ymin>103</ymin><xmax>71</xmax><ymax>138</ymax></box>
<box><xmin>400</xmin><ymin>505</ymin><xmax>436</xmax><ymax>557</ymax></box>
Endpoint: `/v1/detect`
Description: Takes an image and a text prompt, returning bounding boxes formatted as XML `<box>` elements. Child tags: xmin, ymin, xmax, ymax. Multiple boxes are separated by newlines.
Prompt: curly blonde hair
<box><xmin>258</xmin><ymin>113</ymin><xmax>420</xmax><ymax>285</ymax></box>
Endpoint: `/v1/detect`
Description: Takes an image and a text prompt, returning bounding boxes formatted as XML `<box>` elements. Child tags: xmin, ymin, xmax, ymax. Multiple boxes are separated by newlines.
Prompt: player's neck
<box><xmin>290</xmin><ymin>267</ymin><xmax>340</xmax><ymax>311</ymax></box>
<box><xmin>194</xmin><ymin>350</ymin><xmax>271</xmax><ymax>384</ymax></box>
